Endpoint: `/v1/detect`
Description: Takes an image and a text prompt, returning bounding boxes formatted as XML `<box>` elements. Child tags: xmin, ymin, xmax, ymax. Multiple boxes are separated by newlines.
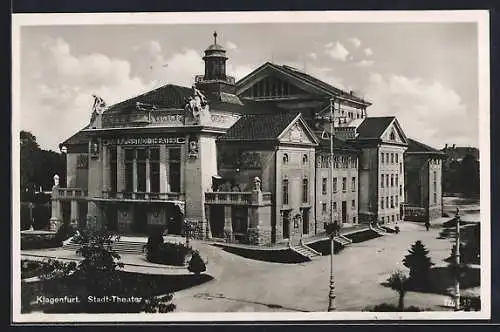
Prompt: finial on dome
<box><xmin>213</xmin><ymin>31</ymin><xmax>218</xmax><ymax>44</ymax></box>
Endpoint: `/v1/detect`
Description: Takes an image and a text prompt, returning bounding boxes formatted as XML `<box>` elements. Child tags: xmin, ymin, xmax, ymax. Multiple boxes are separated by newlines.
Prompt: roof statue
<box><xmin>184</xmin><ymin>85</ymin><xmax>211</xmax><ymax>125</ymax></box>
<box><xmin>90</xmin><ymin>94</ymin><xmax>107</xmax><ymax>129</ymax></box>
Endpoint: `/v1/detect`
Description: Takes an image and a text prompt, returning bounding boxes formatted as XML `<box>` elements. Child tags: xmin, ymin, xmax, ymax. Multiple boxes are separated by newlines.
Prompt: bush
<box><xmin>54</xmin><ymin>222</ymin><xmax>77</xmax><ymax>243</ymax></box>
<box><xmin>21</xmin><ymin>234</ymin><xmax>61</xmax><ymax>250</ymax></box>
<box><xmin>147</xmin><ymin>242</ymin><xmax>192</xmax><ymax>266</ymax></box>
<box><xmin>403</xmin><ymin>240</ymin><xmax>434</xmax><ymax>289</ymax></box>
<box><xmin>188</xmin><ymin>251</ymin><xmax>206</xmax><ymax>275</ymax></box>
<box><xmin>145</xmin><ymin>227</ymin><xmax>165</xmax><ymax>260</ymax></box>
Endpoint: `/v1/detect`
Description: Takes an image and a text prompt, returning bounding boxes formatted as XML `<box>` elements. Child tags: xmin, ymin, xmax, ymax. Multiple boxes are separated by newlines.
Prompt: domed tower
<box><xmin>195</xmin><ymin>31</ymin><xmax>237</xmax><ymax>99</ymax></box>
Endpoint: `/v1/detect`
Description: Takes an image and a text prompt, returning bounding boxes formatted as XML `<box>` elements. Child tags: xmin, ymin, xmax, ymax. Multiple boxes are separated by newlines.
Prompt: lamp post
<box><xmin>454</xmin><ymin>207</ymin><xmax>461</xmax><ymax>311</ymax></box>
<box><xmin>327</xmin><ymin>97</ymin><xmax>336</xmax><ymax>312</ymax></box>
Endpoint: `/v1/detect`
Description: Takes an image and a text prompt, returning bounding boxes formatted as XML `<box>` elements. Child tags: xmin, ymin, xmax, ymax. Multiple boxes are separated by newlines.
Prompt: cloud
<box><xmin>349</xmin><ymin>37</ymin><xmax>362</xmax><ymax>48</ymax></box>
<box><xmin>354</xmin><ymin>60</ymin><xmax>375</xmax><ymax>67</ymax></box>
<box><xmin>325</xmin><ymin>42</ymin><xmax>349</xmax><ymax>61</ymax></box>
<box><xmin>225</xmin><ymin>41</ymin><xmax>238</xmax><ymax>50</ymax></box>
<box><xmin>306</xmin><ymin>52</ymin><xmax>317</xmax><ymax>60</ymax></box>
<box><xmin>364</xmin><ymin>48</ymin><xmax>373</xmax><ymax>56</ymax></box>
<box><xmin>364</xmin><ymin>73</ymin><xmax>476</xmax><ymax>148</ymax></box>
<box><xmin>20</xmin><ymin>38</ymin><xmax>157</xmax><ymax>151</ymax></box>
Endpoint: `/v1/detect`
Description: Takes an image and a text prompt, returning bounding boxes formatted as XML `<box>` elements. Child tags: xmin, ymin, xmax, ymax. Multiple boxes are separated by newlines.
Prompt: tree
<box><xmin>403</xmin><ymin>240</ymin><xmax>434</xmax><ymax>288</ymax></box>
<box><xmin>459</xmin><ymin>154</ymin><xmax>480</xmax><ymax>195</ymax></box>
<box><xmin>385</xmin><ymin>270</ymin><xmax>409</xmax><ymax>311</ymax></box>
<box><xmin>20</xmin><ymin>131</ymin><xmax>39</xmax><ymax>192</ymax></box>
<box><xmin>188</xmin><ymin>251</ymin><xmax>206</xmax><ymax>275</ymax></box>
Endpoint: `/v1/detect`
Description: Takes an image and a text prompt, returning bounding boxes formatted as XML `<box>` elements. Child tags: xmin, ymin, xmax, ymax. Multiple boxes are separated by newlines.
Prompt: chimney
<box><xmin>452</xmin><ymin>144</ymin><xmax>456</xmax><ymax>149</ymax></box>
<box><xmin>444</xmin><ymin>144</ymin><xmax>448</xmax><ymax>149</ymax></box>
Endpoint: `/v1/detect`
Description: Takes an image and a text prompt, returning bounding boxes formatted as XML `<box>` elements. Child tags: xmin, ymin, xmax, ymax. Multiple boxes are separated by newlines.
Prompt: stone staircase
<box><xmin>370</xmin><ymin>224</ymin><xmax>388</xmax><ymax>235</ymax></box>
<box><xmin>291</xmin><ymin>243</ymin><xmax>322</xmax><ymax>260</ymax></box>
<box><xmin>62</xmin><ymin>240</ymin><xmax>146</xmax><ymax>255</ymax></box>
<box><xmin>334</xmin><ymin>234</ymin><xmax>353</xmax><ymax>246</ymax></box>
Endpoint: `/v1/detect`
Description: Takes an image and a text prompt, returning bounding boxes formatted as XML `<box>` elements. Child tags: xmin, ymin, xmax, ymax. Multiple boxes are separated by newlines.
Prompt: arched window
<box><xmin>302</xmin><ymin>154</ymin><xmax>308</xmax><ymax>164</ymax></box>
<box><xmin>283</xmin><ymin>153</ymin><xmax>289</xmax><ymax>164</ymax></box>
<box><xmin>390</xmin><ymin>130</ymin><xmax>396</xmax><ymax>141</ymax></box>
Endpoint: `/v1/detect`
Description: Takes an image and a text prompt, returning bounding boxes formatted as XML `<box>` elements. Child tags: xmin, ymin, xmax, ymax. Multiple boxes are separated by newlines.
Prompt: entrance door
<box><xmin>106</xmin><ymin>205</ymin><xmax>118</xmax><ymax>231</ymax></box>
<box><xmin>133</xmin><ymin>204</ymin><xmax>148</xmax><ymax>234</ymax></box>
<box><xmin>342</xmin><ymin>201</ymin><xmax>347</xmax><ymax>224</ymax></box>
<box><xmin>282</xmin><ymin>210</ymin><xmax>290</xmax><ymax>239</ymax></box>
<box><xmin>302</xmin><ymin>208</ymin><xmax>309</xmax><ymax>235</ymax></box>
<box><xmin>209</xmin><ymin>205</ymin><xmax>225</xmax><ymax>238</ymax></box>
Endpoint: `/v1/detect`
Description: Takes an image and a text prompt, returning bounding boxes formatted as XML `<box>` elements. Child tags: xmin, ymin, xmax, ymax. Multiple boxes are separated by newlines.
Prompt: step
<box><xmin>333</xmin><ymin>236</ymin><xmax>351</xmax><ymax>246</ymax></box>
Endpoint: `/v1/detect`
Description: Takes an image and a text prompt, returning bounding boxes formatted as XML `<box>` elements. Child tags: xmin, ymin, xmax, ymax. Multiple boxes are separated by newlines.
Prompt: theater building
<box><xmin>48</xmin><ymin>32</ymin><xmax>443</xmax><ymax>246</ymax></box>
<box><xmin>403</xmin><ymin>138</ymin><xmax>446</xmax><ymax>222</ymax></box>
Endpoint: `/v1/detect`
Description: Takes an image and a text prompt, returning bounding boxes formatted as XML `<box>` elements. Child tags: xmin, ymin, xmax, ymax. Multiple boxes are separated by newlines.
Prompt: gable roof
<box><xmin>236</xmin><ymin>62</ymin><xmax>371</xmax><ymax>106</ymax></box>
<box><xmin>219</xmin><ymin>111</ymin><xmax>316</xmax><ymax>143</ymax></box>
<box><xmin>317</xmin><ymin>136</ymin><xmax>360</xmax><ymax>153</ymax></box>
<box><xmin>104</xmin><ymin>84</ymin><xmax>192</xmax><ymax>114</ymax></box>
<box><xmin>60</xmin><ymin>125</ymin><xmax>91</xmax><ymax>148</ymax></box>
<box><xmin>407</xmin><ymin>138</ymin><xmax>446</xmax><ymax>156</ymax></box>
<box><xmin>356</xmin><ymin>116</ymin><xmax>396</xmax><ymax>139</ymax></box>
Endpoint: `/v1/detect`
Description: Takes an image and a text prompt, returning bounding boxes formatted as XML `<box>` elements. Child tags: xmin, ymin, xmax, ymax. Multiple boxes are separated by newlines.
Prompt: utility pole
<box><xmin>454</xmin><ymin>208</ymin><xmax>461</xmax><ymax>310</ymax></box>
<box><xmin>328</xmin><ymin>97</ymin><xmax>336</xmax><ymax>312</ymax></box>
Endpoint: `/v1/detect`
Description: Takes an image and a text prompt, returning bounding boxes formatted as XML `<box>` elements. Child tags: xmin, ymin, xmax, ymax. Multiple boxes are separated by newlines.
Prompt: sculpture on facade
<box><xmin>53</xmin><ymin>174</ymin><xmax>60</xmax><ymax>189</ymax></box>
<box><xmin>188</xmin><ymin>136</ymin><xmax>199</xmax><ymax>159</ymax></box>
<box><xmin>253</xmin><ymin>177</ymin><xmax>262</xmax><ymax>192</ymax></box>
<box><xmin>90</xmin><ymin>94</ymin><xmax>107</xmax><ymax>128</ymax></box>
<box><xmin>185</xmin><ymin>85</ymin><xmax>211</xmax><ymax>125</ymax></box>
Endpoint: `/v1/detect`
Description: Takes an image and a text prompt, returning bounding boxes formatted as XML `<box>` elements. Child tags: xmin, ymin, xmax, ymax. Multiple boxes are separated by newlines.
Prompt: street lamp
<box><xmin>325</xmin><ymin>97</ymin><xmax>336</xmax><ymax>312</ymax></box>
<box><xmin>454</xmin><ymin>207</ymin><xmax>461</xmax><ymax>311</ymax></box>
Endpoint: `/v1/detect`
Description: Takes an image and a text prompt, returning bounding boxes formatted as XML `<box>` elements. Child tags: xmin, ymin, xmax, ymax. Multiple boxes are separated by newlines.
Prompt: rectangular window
<box><xmin>395</xmin><ymin>153</ymin><xmax>399</xmax><ymax>163</ymax></box>
<box><xmin>136</xmin><ymin>149</ymin><xmax>147</xmax><ymax>195</ymax></box>
<box><xmin>169</xmin><ymin>148</ymin><xmax>181</xmax><ymax>192</ymax></box>
<box><xmin>390</xmin><ymin>174</ymin><xmax>394</xmax><ymax>187</ymax></box>
<box><xmin>302</xmin><ymin>178</ymin><xmax>309</xmax><ymax>203</ymax></box>
<box><xmin>391</xmin><ymin>153</ymin><xmax>394</xmax><ymax>164</ymax></box>
<box><xmin>333</xmin><ymin>202</ymin><xmax>337</xmax><ymax>211</ymax></box>
<box><xmin>392</xmin><ymin>215</ymin><xmax>395</xmax><ymax>222</ymax></box>
<box><xmin>124</xmin><ymin>149</ymin><xmax>134</xmax><ymax>193</ymax></box>
<box><xmin>395</xmin><ymin>195</ymin><xmax>399</xmax><ymax>206</ymax></box>
<box><xmin>109</xmin><ymin>147</ymin><xmax>117</xmax><ymax>193</ymax></box>
<box><xmin>352</xmin><ymin>200</ymin><xmax>355</xmax><ymax>209</ymax></box>
<box><xmin>381</xmin><ymin>199</ymin><xmax>384</xmax><ymax>209</ymax></box>
<box><xmin>353</xmin><ymin>216</ymin><xmax>357</xmax><ymax>223</ymax></box>
<box><xmin>322</xmin><ymin>203</ymin><xmax>327</xmax><ymax>214</ymax></box>
<box><xmin>282</xmin><ymin>179</ymin><xmax>289</xmax><ymax>205</ymax></box>
<box><xmin>149</xmin><ymin>147</ymin><xmax>160</xmax><ymax>193</ymax></box>
<box><xmin>333</xmin><ymin>177</ymin><xmax>337</xmax><ymax>193</ymax></box>
<box><xmin>433</xmin><ymin>192</ymin><xmax>437</xmax><ymax>205</ymax></box>
<box><xmin>322</xmin><ymin>177</ymin><xmax>327</xmax><ymax>195</ymax></box>
<box><xmin>342</xmin><ymin>177</ymin><xmax>347</xmax><ymax>192</ymax></box>
<box><xmin>381</xmin><ymin>153</ymin><xmax>385</xmax><ymax>164</ymax></box>
<box><xmin>386</xmin><ymin>175</ymin><xmax>389</xmax><ymax>187</ymax></box>
<box><xmin>400</xmin><ymin>162</ymin><xmax>402</xmax><ymax>174</ymax></box>
<box><xmin>381</xmin><ymin>175</ymin><xmax>384</xmax><ymax>188</ymax></box>
<box><xmin>400</xmin><ymin>185</ymin><xmax>403</xmax><ymax>196</ymax></box>
<box><xmin>352</xmin><ymin>177</ymin><xmax>356</xmax><ymax>192</ymax></box>
<box><xmin>386</xmin><ymin>197</ymin><xmax>389</xmax><ymax>208</ymax></box>
<box><xmin>395</xmin><ymin>174</ymin><xmax>399</xmax><ymax>187</ymax></box>
<box><xmin>391</xmin><ymin>196</ymin><xmax>394</xmax><ymax>208</ymax></box>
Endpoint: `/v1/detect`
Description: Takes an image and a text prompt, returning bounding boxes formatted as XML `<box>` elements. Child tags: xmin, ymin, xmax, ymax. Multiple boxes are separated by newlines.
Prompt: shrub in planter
<box><xmin>188</xmin><ymin>251</ymin><xmax>206</xmax><ymax>275</ymax></box>
<box><xmin>21</xmin><ymin>234</ymin><xmax>61</xmax><ymax>250</ymax></box>
<box><xmin>147</xmin><ymin>242</ymin><xmax>192</xmax><ymax>266</ymax></box>
<box><xmin>145</xmin><ymin>227</ymin><xmax>165</xmax><ymax>261</ymax></box>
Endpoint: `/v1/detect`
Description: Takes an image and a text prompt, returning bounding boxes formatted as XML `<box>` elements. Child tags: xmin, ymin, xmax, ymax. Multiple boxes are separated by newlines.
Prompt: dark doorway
<box><xmin>78</xmin><ymin>202</ymin><xmax>88</xmax><ymax>228</ymax></box>
<box><xmin>282</xmin><ymin>210</ymin><xmax>290</xmax><ymax>239</ymax></box>
<box><xmin>133</xmin><ymin>204</ymin><xmax>148</xmax><ymax>234</ymax></box>
<box><xmin>106</xmin><ymin>205</ymin><xmax>118</xmax><ymax>231</ymax></box>
<box><xmin>302</xmin><ymin>208</ymin><xmax>310</xmax><ymax>235</ymax></box>
<box><xmin>210</xmin><ymin>205</ymin><xmax>225</xmax><ymax>238</ymax></box>
<box><xmin>166</xmin><ymin>203</ymin><xmax>183</xmax><ymax>235</ymax></box>
<box><xmin>231</xmin><ymin>206</ymin><xmax>248</xmax><ymax>243</ymax></box>
<box><xmin>61</xmin><ymin>202</ymin><xmax>71</xmax><ymax>225</ymax></box>
<box><xmin>342</xmin><ymin>201</ymin><xmax>347</xmax><ymax>224</ymax></box>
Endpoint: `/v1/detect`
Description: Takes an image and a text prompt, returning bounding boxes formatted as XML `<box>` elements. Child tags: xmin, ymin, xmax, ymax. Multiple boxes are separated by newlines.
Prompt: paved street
<box><xmin>172</xmin><ymin>220</ymin><xmax>464</xmax><ymax>312</ymax></box>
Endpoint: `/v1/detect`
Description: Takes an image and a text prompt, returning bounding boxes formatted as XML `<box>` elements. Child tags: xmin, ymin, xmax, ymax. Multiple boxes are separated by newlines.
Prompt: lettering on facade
<box><xmin>103</xmin><ymin>137</ymin><xmax>186</xmax><ymax>146</ymax></box>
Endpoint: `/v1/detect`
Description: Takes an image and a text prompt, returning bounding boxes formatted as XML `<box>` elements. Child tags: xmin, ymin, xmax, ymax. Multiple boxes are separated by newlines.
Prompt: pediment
<box><xmin>278</xmin><ymin>117</ymin><xmax>318</xmax><ymax>146</ymax></box>
<box><xmin>382</xmin><ymin>120</ymin><xmax>408</xmax><ymax>144</ymax></box>
<box><xmin>236</xmin><ymin>63</ymin><xmax>327</xmax><ymax>99</ymax></box>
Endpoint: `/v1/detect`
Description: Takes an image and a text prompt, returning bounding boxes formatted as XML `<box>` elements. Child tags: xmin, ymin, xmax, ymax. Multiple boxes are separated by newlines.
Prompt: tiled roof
<box><xmin>219</xmin><ymin>111</ymin><xmax>301</xmax><ymax>141</ymax></box>
<box><xmin>407</xmin><ymin>138</ymin><xmax>446</xmax><ymax>155</ymax></box>
<box><xmin>356</xmin><ymin>117</ymin><xmax>395</xmax><ymax>139</ymax></box>
<box><xmin>105</xmin><ymin>84</ymin><xmax>192</xmax><ymax>113</ymax></box>
<box><xmin>60</xmin><ymin>125</ymin><xmax>91</xmax><ymax>147</ymax></box>
<box><xmin>318</xmin><ymin>136</ymin><xmax>360</xmax><ymax>153</ymax></box>
<box><xmin>272</xmin><ymin>64</ymin><xmax>371</xmax><ymax>105</ymax></box>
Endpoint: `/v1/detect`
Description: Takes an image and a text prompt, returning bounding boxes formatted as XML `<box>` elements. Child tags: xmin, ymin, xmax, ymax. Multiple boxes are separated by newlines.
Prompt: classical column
<box><xmin>116</xmin><ymin>146</ymin><xmax>125</xmax><ymax>193</ymax></box>
<box><xmin>204</xmin><ymin>203</ymin><xmax>212</xmax><ymax>239</ymax></box>
<box><xmin>132</xmin><ymin>150</ymin><xmax>138</xmax><ymax>198</ymax></box>
<box><xmin>145</xmin><ymin>148</ymin><xmax>151</xmax><ymax>198</ymax></box>
<box><xmin>179</xmin><ymin>144</ymin><xmax>185</xmax><ymax>194</ymax></box>
<box><xmin>70</xmin><ymin>200</ymin><xmax>79</xmax><ymax>228</ymax></box>
<box><xmin>159</xmin><ymin>145</ymin><xmax>168</xmax><ymax>194</ymax></box>
<box><xmin>223</xmin><ymin>205</ymin><xmax>233</xmax><ymax>242</ymax></box>
<box><xmin>102</xmin><ymin>145</ymin><xmax>109</xmax><ymax>194</ymax></box>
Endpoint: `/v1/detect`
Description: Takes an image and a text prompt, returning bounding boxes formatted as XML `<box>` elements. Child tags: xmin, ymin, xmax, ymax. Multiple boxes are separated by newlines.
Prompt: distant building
<box><xmin>403</xmin><ymin>139</ymin><xmax>446</xmax><ymax>222</ymax></box>
<box><xmin>49</xmin><ymin>32</ymin><xmax>444</xmax><ymax>246</ymax></box>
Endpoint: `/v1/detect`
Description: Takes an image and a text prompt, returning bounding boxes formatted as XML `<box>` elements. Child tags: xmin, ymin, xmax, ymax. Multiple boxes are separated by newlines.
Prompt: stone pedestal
<box><xmin>49</xmin><ymin>185</ymin><xmax>62</xmax><ymax>232</ymax></box>
<box><xmin>223</xmin><ymin>205</ymin><xmax>233</xmax><ymax>242</ymax></box>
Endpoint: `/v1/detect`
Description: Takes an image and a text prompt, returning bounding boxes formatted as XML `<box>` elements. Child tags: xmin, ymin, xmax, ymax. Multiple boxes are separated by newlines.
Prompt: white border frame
<box><xmin>11</xmin><ymin>10</ymin><xmax>491</xmax><ymax>323</ymax></box>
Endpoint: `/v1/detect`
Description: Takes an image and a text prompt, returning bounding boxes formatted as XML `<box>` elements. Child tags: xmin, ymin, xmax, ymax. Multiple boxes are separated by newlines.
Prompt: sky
<box><xmin>18</xmin><ymin>22</ymin><xmax>479</xmax><ymax>151</ymax></box>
